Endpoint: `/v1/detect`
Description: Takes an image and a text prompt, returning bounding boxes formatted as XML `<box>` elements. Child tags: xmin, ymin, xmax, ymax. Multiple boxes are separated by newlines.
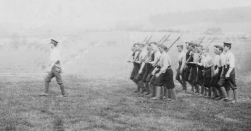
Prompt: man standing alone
<box><xmin>40</xmin><ymin>39</ymin><xmax>66</xmax><ymax>97</ymax></box>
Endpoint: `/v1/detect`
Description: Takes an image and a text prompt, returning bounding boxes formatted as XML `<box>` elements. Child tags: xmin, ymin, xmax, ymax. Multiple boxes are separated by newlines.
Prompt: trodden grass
<box><xmin>0</xmin><ymin>75</ymin><xmax>250</xmax><ymax>131</ymax></box>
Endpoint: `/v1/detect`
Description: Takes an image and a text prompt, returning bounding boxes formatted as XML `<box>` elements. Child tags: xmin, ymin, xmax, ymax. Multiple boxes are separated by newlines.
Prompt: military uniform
<box><xmin>130</xmin><ymin>51</ymin><xmax>141</xmax><ymax>83</ymax></box>
<box><xmin>44</xmin><ymin>39</ymin><xmax>66</xmax><ymax>96</ymax></box>
<box><xmin>217</xmin><ymin>49</ymin><xmax>237</xmax><ymax>91</ymax></box>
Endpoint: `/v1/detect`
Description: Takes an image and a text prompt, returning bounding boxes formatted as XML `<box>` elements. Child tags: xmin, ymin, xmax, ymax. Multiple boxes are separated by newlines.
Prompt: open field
<box><xmin>0</xmin><ymin>32</ymin><xmax>251</xmax><ymax>130</ymax></box>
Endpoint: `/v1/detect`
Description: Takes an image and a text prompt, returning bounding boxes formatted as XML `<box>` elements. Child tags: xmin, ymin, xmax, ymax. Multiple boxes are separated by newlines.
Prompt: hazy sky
<box><xmin>0</xmin><ymin>0</ymin><xmax>251</xmax><ymax>29</ymax></box>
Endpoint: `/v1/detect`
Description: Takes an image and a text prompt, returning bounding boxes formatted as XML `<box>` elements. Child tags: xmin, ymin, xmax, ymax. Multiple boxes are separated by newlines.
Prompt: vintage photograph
<box><xmin>0</xmin><ymin>0</ymin><xmax>251</xmax><ymax>130</ymax></box>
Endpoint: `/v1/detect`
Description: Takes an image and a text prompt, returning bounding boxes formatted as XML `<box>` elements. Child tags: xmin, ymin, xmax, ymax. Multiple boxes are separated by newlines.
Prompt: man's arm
<box><xmin>138</xmin><ymin>62</ymin><xmax>145</xmax><ymax>74</ymax></box>
<box><xmin>47</xmin><ymin>61</ymin><xmax>57</xmax><ymax>72</ymax></box>
<box><xmin>156</xmin><ymin>56</ymin><xmax>168</xmax><ymax>76</ymax></box>
<box><xmin>208</xmin><ymin>58</ymin><xmax>214</xmax><ymax>77</ymax></box>
<box><xmin>226</xmin><ymin>53</ymin><xmax>235</xmax><ymax>78</ymax></box>
<box><xmin>149</xmin><ymin>52</ymin><xmax>160</xmax><ymax>66</ymax></box>
<box><xmin>127</xmin><ymin>51</ymin><xmax>134</xmax><ymax>62</ymax></box>
<box><xmin>180</xmin><ymin>53</ymin><xmax>186</xmax><ymax>73</ymax></box>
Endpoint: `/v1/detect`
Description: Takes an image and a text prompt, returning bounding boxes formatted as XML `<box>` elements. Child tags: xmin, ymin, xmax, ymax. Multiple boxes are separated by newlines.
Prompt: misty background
<box><xmin>0</xmin><ymin>0</ymin><xmax>251</xmax><ymax>75</ymax></box>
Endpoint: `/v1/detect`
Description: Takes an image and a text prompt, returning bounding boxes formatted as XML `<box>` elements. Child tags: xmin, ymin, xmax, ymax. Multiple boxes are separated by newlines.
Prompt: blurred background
<box><xmin>0</xmin><ymin>0</ymin><xmax>250</xmax><ymax>79</ymax></box>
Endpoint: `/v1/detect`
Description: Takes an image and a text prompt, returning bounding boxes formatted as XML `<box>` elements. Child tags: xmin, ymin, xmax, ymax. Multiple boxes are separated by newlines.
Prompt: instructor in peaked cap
<box><xmin>40</xmin><ymin>39</ymin><xmax>66</xmax><ymax>97</ymax></box>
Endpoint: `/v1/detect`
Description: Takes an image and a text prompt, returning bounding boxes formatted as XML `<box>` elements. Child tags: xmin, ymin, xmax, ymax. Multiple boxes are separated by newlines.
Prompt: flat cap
<box><xmin>202</xmin><ymin>47</ymin><xmax>210</xmax><ymax>51</ymax></box>
<box><xmin>214</xmin><ymin>45</ymin><xmax>223</xmax><ymax>50</ymax></box>
<box><xmin>223</xmin><ymin>42</ymin><xmax>232</xmax><ymax>47</ymax></box>
<box><xmin>51</xmin><ymin>39</ymin><xmax>58</xmax><ymax>44</ymax></box>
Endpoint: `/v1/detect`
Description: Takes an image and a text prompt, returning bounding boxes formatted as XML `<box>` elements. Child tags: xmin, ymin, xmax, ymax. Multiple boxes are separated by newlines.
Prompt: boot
<box><xmin>208</xmin><ymin>87</ymin><xmax>212</xmax><ymax>98</ymax></box>
<box><xmin>146</xmin><ymin>83</ymin><xmax>153</xmax><ymax>96</ymax></box>
<box><xmin>217</xmin><ymin>86</ymin><xmax>227</xmax><ymax>100</ymax></box>
<box><xmin>59</xmin><ymin>84</ymin><xmax>66</xmax><ymax>96</ymax></box>
<box><xmin>233</xmin><ymin>89</ymin><xmax>238</xmax><ymax>103</ymax></box>
<box><xmin>201</xmin><ymin>85</ymin><xmax>205</xmax><ymax>95</ymax></box>
<box><xmin>170</xmin><ymin>89</ymin><xmax>177</xmax><ymax>100</ymax></box>
<box><xmin>151</xmin><ymin>86</ymin><xmax>161</xmax><ymax>100</ymax></box>
<box><xmin>152</xmin><ymin>85</ymin><xmax>156</xmax><ymax>97</ymax></box>
<box><xmin>144</xmin><ymin>83</ymin><xmax>150</xmax><ymax>95</ymax></box>
<box><xmin>45</xmin><ymin>82</ymin><xmax>49</xmax><ymax>93</ymax></box>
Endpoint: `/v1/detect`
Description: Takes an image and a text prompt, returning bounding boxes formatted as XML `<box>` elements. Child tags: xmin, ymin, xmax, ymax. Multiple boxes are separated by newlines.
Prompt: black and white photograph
<box><xmin>0</xmin><ymin>0</ymin><xmax>251</xmax><ymax>130</ymax></box>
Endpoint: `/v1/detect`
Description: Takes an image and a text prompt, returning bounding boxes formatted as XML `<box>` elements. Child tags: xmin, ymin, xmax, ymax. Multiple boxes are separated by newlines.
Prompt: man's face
<box><xmin>147</xmin><ymin>45</ymin><xmax>152</xmax><ymax>52</ymax></box>
<box><xmin>186</xmin><ymin>43</ymin><xmax>190</xmax><ymax>50</ymax></box>
<box><xmin>191</xmin><ymin>47</ymin><xmax>195</xmax><ymax>52</ymax></box>
<box><xmin>224</xmin><ymin>45</ymin><xmax>229</xmax><ymax>52</ymax></box>
<box><xmin>213</xmin><ymin>47</ymin><xmax>218</xmax><ymax>54</ymax></box>
<box><xmin>158</xmin><ymin>47</ymin><xmax>164</xmax><ymax>53</ymax></box>
<box><xmin>150</xmin><ymin>44</ymin><xmax>157</xmax><ymax>52</ymax></box>
<box><xmin>177</xmin><ymin>46</ymin><xmax>182</xmax><ymax>52</ymax></box>
<box><xmin>202</xmin><ymin>49</ymin><xmax>208</xmax><ymax>56</ymax></box>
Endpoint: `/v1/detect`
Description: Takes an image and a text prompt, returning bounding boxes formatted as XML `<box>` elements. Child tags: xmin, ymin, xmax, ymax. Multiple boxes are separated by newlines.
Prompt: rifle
<box><xmin>141</xmin><ymin>36</ymin><xmax>148</xmax><ymax>44</ymax></box>
<box><xmin>167</xmin><ymin>34</ymin><xmax>183</xmax><ymax>52</ymax></box>
<box><xmin>157</xmin><ymin>35</ymin><xmax>166</xmax><ymax>44</ymax></box>
<box><xmin>206</xmin><ymin>38</ymin><xmax>216</xmax><ymax>48</ymax></box>
<box><xmin>198</xmin><ymin>35</ymin><xmax>206</xmax><ymax>45</ymax></box>
<box><xmin>145</xmin><ymin>35</ymin><xmax>152</xmax><ymax>44</ymax></box>
<box><xmin>152</xmin><ymin>34</ymin><xmax>183</xmax><ymax>67</ymax></box>
<box><xmin>160</xmin><ymin>33</ymin><xmax>172</xmax><ymax>44</ymax></box>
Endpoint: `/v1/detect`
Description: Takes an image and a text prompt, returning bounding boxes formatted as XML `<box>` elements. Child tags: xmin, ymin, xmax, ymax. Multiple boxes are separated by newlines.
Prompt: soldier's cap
<box><xmin>196</xmin><ymin>44</ymin><xmax>203</xmax><ymax>48</ymax></box>
<box><xmin>202</xmin><ymin>47</ymin><xmax>210</xmax><ymax>51</ymax></box>
<box><xmin>132</xmin><ymin>43</ymin><xmax>139</xmax><ymax>47</ymax></box>
<box><xmin>150</xmin><ymin>42</ymin><xmax>157</xmax><ymax>45</ymax></box>
<box><xmin>185</xmin><ymin>42</ymin><xmax>193</xmax><ymax>45</ymax></box>
<box><xmin>51</xmin><ymin>39</ymin><xmax>58</xmax><ymax>44</ymax></box>
<box><xmin>223</xmin><ymin>42</ymin><xmax>232</xmax><ymax>47</ymax></box>
<box><xmin>214</xmin><ymin>45</ymin><xmax>223</xmax><ymax>50</ymax></box>
<box><xmin>177</xmin><ymin>44</ymin><xmax>183</xmax><ymax>48</ymax></box>
<box><xmin>190</xmin><ymin>43</ymin><xmax>196</xmax><ymax>48</ymax></box>
<box><xmin>158</xmin><ymin>44</ymin><xmax>168</xmax><ymax>51</ymax></box>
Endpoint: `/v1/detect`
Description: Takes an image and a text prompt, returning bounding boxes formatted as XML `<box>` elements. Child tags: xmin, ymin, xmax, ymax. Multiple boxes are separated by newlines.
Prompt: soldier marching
<box><xmin>128</xmin><ymin>36</ymin><xmax>238</xmax><ymax>104</ymax></box>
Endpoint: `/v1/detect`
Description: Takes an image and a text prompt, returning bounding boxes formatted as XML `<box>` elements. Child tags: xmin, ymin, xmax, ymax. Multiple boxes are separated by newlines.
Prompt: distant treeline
<box><xmin>149</xmin><ymin>6</ymin><xmax>251</xmax><ymax>27</ymax></box>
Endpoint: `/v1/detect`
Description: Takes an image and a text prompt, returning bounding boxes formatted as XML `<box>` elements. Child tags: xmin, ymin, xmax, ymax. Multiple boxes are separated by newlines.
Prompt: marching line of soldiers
<box><xmin>128</xmin><ymin>39</ymin><xmax>238</xmax><ymax>103</ymax></box>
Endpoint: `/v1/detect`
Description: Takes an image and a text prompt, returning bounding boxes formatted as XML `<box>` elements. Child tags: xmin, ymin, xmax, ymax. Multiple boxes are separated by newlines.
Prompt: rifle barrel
<box><xmin>146</xmin><ymin>35</ymin><xmax>152</xmax><ymax>43</ymax></box>
<box><xmin>161</xmin><ymin>33</ymin><xmax>172</xmax><ymax>44</ymax></box>
<box><xmin>157</xmin><ymin>35</ymin><xmax>166</xmax><ymax>44</ymax></box>
<box><xmin>167</xmin><ymin>34</ymin><xmax>183</xmax><ymax>52</ymax></box>
<box><xmin>141</xmin><ymin>36</ymin><xmax>148</xmax><ymax>44</ymax></box>
<box><xmin>198</xmin><ymin>36</ymin><xmax>206</xmax><ymax>45</ymax></box>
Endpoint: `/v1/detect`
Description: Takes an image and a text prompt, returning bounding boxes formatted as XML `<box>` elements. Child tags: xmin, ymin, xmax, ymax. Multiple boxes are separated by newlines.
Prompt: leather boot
<box><xmin>151</xmin><ymin>86</ymin><xmax>161</xmax><ymax>100</ymax></box>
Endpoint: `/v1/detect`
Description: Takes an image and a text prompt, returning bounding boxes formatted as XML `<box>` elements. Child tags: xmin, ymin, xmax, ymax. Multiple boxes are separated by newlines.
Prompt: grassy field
<box><xmin>0</xmin><ymin>32</ymin><xmax>251</xmax><ymax>130</ymax></box>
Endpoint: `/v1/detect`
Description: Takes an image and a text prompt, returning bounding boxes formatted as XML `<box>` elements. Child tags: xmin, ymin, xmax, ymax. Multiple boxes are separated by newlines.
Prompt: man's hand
<box><xmin>155</xmin><ymin>73</ymin><xmax>160</xmax><ymax>78</ymax></box>
<box><xmin>197</xmin><ymin>63</ymin><xmax>203</xmax><ymax>66</ymax></box>
<box><xmin>225</xmin><ymin>73</ymin><xmax>230</xmax><ymax>78</ymax></box>
<box><xmin>179</xmin><ymin>69</ymin><xmax>183</xmax><ymax>74</ymax></box>
<box><xmin>138</xmin><ymin>69</ymin><xmax>142</xmax><ymax>74</ymax></box>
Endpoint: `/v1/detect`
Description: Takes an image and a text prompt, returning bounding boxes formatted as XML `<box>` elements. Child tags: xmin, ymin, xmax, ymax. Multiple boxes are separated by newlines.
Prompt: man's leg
<box><xmin>176</xmin><ymin>71</ymin><xmax>184</xmax><ymax>90</ymax></box>
<box><xmin>151</xmin><ymin>86</ymin><xmax>161</xmax><ymax>100</ymax></box>
<box><xmin>233</xmin><ymin>89</ymin><xmax>238</xmax><ymax>103</ymax></box>
<box><xmin>212</xmin><ymin>86</ymin><xmax>219</xmax><ymax>98</ymax></box>
<box><xmin>144</xmin><ymin>82</ymin><xmax>150</xmax><ymax>95</ymax></box>
<box><xmin>54</xmin><ymin>67</ymin><xmax>66</xmax><ymax>96</ymax></box>
<box><xmin>42</xmin><ymin>71</ymin><xmax>54</xmax><ymax>95</ymax></box>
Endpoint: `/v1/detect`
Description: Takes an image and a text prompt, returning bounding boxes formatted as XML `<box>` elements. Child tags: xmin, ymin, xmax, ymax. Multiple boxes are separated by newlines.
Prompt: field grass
<box><xmin>0</xmin><ymin>33</ymin><xmax>251</xmax><ymax>130</ymax></box>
